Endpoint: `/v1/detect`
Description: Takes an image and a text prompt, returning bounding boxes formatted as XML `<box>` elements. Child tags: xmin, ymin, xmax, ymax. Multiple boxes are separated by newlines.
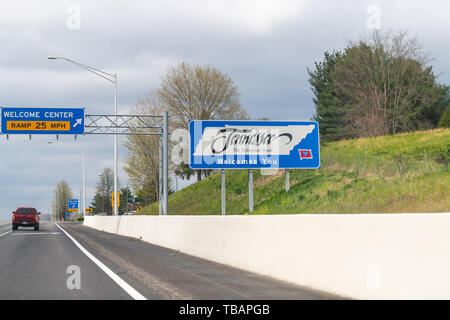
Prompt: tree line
<box><xmin>52</xmin><ymin>170</ymin><xmax>140</xmax><ymax>218</ymax></box>
<box><xmin>123</xmin><ymin>30</ymin><xmax>449</xmax><ymax>208</ymax></box>
<box><xmin>89</xmin><ymin>168</ymin><xmax>140</xmax><ymax>215</ymax></box>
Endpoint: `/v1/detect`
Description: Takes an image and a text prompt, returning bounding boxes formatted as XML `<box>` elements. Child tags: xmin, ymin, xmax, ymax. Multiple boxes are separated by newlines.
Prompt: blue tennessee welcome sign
<box><xmin>189</xmin><ymin>120</ymin><xmax>320</xmax><ymax>169</ymax></box>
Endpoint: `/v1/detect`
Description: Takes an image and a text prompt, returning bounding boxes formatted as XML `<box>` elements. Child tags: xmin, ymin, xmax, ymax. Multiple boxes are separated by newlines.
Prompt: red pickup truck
<box><xmin>12</xmin><ymin>207</ymin><xmax>40</xmax><ymax>231</ymax></box>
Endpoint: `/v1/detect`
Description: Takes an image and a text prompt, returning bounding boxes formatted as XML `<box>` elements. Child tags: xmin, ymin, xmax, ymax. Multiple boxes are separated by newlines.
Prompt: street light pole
<box><xmin>113</xmin><ymin>75</ymin><xmax>118</xmax><ymax>216</ymax></box>
<box><xmin>82</xmin><ymin>151</ymin><xmax>86</xmax><ymax>217</ymax></box>
<box><xmin>48</xmin><ymin>56</ymin><xmax>119</xmax><ymax>216</ymax></box>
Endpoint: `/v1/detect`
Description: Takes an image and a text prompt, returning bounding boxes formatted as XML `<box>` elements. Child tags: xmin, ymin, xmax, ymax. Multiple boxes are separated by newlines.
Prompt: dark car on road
<box><xmin>12</xmin><ymin>207</ymin><xmax>40</xmax><ymax>231</ymax></box>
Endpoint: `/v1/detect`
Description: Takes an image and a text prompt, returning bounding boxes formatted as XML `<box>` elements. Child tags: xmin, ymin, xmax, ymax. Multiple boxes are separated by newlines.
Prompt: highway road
<box><xmin>0</xmin><ymin>221</ymin><xmax>336</xmax><ymax>300</ymax></box>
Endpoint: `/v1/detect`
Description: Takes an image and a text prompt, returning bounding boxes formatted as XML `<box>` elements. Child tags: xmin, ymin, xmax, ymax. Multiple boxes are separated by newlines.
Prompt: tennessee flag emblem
<box><xmin>299</xmin><ymin>149</ymin><xmax>312</xmax><ymax>160</ymax></box>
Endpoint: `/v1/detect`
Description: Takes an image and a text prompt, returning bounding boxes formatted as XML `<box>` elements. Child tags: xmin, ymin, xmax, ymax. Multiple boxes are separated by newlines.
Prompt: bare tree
<box><xmin>158</xmin><ymin>62</ymin><xmax>247</xmax><ymax>128</ymax></box>
<box><xmin>51</xmin><ymin>180</ymin><xmax>73</xmax><ymax>221</ymax></box>
<box><xmin>124</xmin><ymin>94</ymin><xmax>163</xmax><ymax>203</ymax></box>
<box><xmin>368</xmin><ymin>30</ymin><xmax>432</xmax><ymax>134</ymax></box>
<box><xmin>332</xmin><ymin>42</ymin><xmax>389</xmax><ymax>137</ymax></box>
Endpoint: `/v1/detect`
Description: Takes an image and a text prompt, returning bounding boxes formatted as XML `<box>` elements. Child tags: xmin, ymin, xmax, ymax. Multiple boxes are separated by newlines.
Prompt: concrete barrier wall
<box><xmin>84</xmin><ymin>213</ymin><xmax>450</xmax><ymax>299</ymax></box>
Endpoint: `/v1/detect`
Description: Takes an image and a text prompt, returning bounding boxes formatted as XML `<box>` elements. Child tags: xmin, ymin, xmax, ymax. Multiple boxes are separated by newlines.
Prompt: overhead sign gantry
<box><xmin>0</xmin><ymin>106</ymin><xmax>170</xmax><ymax>216</ymax></box>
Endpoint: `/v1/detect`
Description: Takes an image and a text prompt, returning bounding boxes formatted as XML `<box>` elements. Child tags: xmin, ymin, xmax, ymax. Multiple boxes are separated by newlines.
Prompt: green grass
<box><xmin>140</xmin><ymin>128</ymin><xmax>450</xmax><ymax>215</ymax></box>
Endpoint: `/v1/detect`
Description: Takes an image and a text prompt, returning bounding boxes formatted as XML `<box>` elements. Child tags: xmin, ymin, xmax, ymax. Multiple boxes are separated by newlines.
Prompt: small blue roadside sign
<box><xmin>189</xmin><ymin>120</ymin><xmax>320</xmax><ymax>169</ymax></box>
<box><xmin>68</xmin><ymin>199</ymin><xmax>79</xmax><ymax>212</ymax></box>
<box><xmin>0</xmin><ymin>107</ymin><xmax>85</xmax><ymax>135</ymax></box>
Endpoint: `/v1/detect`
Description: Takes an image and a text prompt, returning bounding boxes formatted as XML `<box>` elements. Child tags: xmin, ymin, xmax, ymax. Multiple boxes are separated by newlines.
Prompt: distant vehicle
<box><xmin>12</xmin><ymin>207</ymin><xmax>40</xmax><ymax>231</ymax></box>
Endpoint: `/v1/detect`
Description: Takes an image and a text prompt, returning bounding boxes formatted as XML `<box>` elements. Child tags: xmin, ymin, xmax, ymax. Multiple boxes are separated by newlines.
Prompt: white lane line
<box><xmin>55</xmin><ymin>223</ymin><xmax>147</xmax><ymax>301</ymax></box>
<box><xmin>12</xmin><ymin>232</ymin><xmax>61</xmax><ymax>235</ymax></box>
<box><xmin>0</xmin><ymin>231</ymin><xmax>12</xmax><ymax>238</ymax></box>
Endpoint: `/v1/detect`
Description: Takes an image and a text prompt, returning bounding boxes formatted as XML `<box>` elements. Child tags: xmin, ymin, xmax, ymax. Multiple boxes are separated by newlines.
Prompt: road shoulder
<box><xmin>59</xmin><ymin>222</ymin><xmax>340</xmax><ymax>300</ymax></box>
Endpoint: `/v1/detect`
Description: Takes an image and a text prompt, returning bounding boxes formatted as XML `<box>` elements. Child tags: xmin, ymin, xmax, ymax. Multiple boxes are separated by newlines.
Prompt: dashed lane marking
<box><xmin>0</xmin><ymin>231</ymin><xmax>12</xmax><ymax>238</ymax></box>
<box><xmin>11</xmin><ymin>232</ymin><xmax>61</xmax><ymax>235</ymax></box>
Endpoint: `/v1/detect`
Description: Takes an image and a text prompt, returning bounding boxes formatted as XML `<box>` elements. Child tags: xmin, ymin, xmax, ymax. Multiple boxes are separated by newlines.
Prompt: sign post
<box><xmin>221</xmin><ymin>169</ymin><xmax>226</xmax><ymax>216</ymax></box>
<box><xmin>159</xmin><ymin>134</ymin><xmax>163</xmax><ymax>216</ymax></box>
<box><xmin>249</xmin><ymin>169</ymin><xmax>253</xmax><ymax>213</ymax></box>
<box><xmin>189</xmin><ymin>120</ymin><xmax>320</xmax><ymax>215</ymax></box>
<box><xmin>285</xmin><ymin>169</ymin><xmax>290</xmax><ymax>192</ymax></box>
<box><xmin>1</xmin><ymin>107</ymin><xmax>85</xmax><ymax>135</ymax></box>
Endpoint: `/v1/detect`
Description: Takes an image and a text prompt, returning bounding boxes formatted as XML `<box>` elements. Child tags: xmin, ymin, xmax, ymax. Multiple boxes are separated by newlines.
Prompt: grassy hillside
<box><xmin>140</xmin><ymin>128</ymin><xmax>449</xmax><ymax>215</ymax></box>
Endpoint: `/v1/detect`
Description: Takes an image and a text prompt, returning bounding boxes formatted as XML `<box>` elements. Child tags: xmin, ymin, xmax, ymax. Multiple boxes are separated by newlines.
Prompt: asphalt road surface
<box><xmin>0</xmin><ymin>221</ymin><xmax>337</xmax><ymax>300</ymax></box>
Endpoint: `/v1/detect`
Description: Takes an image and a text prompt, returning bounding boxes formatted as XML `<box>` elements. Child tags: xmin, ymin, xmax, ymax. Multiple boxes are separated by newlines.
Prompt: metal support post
<box><xmin>113</xmin><ymin>76</ymin><xmax>118</xmax><ymax>216</ymax></box>
<box><xmin>221</xmin><ymin>169</ymin><xmax>226</xmax><ymax>216</ymax></box>
<box><xmin>159</xmin><ymin>134</ymin><xmax>163</xmax><ymax>215</ymax></box>
<box><xmin>285</xmin><ymin>169</ymin><xmax>290</xmax><ymax>192</ymax></box>
<box><xmin>82</xmin><ymin>152</ymin><xmax>86</xmax><ymax>217</ymax></box>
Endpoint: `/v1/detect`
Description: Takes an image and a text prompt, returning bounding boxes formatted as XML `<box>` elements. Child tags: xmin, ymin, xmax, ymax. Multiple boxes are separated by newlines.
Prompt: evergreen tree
<box><xmin>90</xmin><ymin>168</ymin><xmax>118</xmax><ymax>215</ymax></box>
<box><xmin>119</xmin><ymin>186</ymin><xmax>135</xmax><ymax>214</ymax></box>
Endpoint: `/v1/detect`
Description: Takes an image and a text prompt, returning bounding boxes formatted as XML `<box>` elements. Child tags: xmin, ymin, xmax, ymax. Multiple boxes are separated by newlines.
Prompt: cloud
<box><xmin>205</xmin><ymin>0</ymin><xmax>305</xmax><ymax>34</ymax></box>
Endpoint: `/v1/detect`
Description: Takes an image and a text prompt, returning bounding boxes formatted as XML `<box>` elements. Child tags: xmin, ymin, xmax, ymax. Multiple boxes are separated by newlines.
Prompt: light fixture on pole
<box><xmin>48</xmin><ymin>56</ymin><xmax>119</xmax><ymax>216</ymax></box>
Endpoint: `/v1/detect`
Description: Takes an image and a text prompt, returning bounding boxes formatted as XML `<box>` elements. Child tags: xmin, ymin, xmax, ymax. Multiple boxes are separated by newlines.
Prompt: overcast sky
<box><xmin>0</xmin><ymin>0</ymin><xmax>449</xmax><ymax>221</ymax></box>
